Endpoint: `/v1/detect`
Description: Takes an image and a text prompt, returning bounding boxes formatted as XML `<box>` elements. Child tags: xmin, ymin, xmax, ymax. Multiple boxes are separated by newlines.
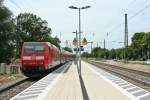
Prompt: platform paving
<box><xmin>81</xmin><ymin>61</ymin><xmax>131</xmax><ymax>100</ymax></box>
<box><xmin>43</xmin><ymin>61</ymin><xmax>135</xmax><ymax>100</ymax></box>
<box><xmin>43</xmin><ymin>63</ymin><xmax>83</xmax><ymax>100</ymax></box>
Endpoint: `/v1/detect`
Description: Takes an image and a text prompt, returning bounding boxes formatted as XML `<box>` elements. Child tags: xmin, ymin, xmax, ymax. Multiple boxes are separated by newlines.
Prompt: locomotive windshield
<box><xmin>24</xmin><ymin>46</ymin><xmax>34</xmax><ymax>53</ymax></box>
<box><xmin>24</xmin><ymin>43</ymin><xmax>44</xmax><ymax>53</ymax></box>
<box><xmin>35</xmin><ymin>46</ymin><xmax>44</xmax><ymax>52</ymax></box>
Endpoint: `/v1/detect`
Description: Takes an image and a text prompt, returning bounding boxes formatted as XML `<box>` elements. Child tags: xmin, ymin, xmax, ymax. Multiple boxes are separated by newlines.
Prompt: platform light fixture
<box><xmin>69</xmin><ymin>5</ymin><xmax>91</xmax><ymax>76</ymax></box>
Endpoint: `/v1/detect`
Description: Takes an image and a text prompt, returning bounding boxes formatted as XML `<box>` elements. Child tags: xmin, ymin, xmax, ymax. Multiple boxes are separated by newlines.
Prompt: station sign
<box><xmin>74</xmin><ymin>46</ymin><xmax>84</xmax><ymax>51</ymax></box>
<box><xmin>82</xmin><ymin>38</ymin><xmax>88</xmax><ymax>45</ymax></box>
<box><xmin>72</xmin><ymin>38</ymin><xmax>78</xmax><ymax>46</ymax></box>
<box><xmin>73</xmin><ymin>37</ymin><xmax>88</xmax><ymax>46</ymax></box>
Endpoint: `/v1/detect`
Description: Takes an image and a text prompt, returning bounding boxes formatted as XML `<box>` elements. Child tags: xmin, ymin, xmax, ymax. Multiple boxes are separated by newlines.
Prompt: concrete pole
<box><xmin>91</xmin><ymin>42</ymin><xmax>93</xmax><ymax>53</ymax></box>
<box><xmin>124</xmin><ymin>13</ymin><xmax>128</xmax><ymax>62</ymax></box>
<box><xmin>104</xmin><ymin>39</ymin><xmax>106</xmax><ymax>59</ymax></box>
<box><xmin>66</xmin><ymin>40</ymin><xmax>68</xmax><ymax>47</ymax></box>
<box><xmin>97</xmin><ymin>43</ymin><xmax>98</xmax><ymax>48</ymax></box>
<box><xmin>79</xmin><ymin>8</ymin><xmax>81</xmax><ymax>76</ymax></box>
<box><xmin>76</xmin><ymin>30</ymin><xmax>78</xmax><ymax>67</ymax></box>
<box><xmin>148</xmin><ymin>44</ymin><xmax>150</xmax><ymax>59</ymax></box>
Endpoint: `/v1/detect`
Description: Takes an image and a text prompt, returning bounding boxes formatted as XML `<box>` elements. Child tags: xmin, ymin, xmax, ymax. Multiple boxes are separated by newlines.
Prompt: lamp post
<box><xmin>69</xmin><ymin>5</ymin><xmax>91</xmax><ymax>76</ymax></box>
<box><xmin>72</xmin><ymin>30</ymin><xmax>78</xmax><ymax>67</ymax></box>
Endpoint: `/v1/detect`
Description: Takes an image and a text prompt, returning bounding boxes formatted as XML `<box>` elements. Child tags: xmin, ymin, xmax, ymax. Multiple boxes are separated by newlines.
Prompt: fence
<box><xmin>0</xmin><ymin>63</ymin><xmax>20</xmax><ymax>74</ymax></box>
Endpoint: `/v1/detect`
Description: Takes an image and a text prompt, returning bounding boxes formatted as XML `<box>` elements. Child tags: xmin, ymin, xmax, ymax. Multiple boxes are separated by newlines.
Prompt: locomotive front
<box><xmin>20</xmin><ymin>42</ymin><xmax>47</xmax><ymax>77</ymax></box>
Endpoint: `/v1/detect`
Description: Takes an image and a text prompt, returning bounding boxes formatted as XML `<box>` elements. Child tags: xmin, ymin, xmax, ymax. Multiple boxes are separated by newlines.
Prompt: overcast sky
<box><xmin>4</xmin><ymin>0</ymin><xmax>150</xmax><ymax>52</ymax></box>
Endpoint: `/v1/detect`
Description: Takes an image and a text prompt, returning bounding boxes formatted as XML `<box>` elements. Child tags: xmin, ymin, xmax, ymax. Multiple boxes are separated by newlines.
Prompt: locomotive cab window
<box><xmin>35</xmin><ymin>46</ymin><xmax>44</xmax><ymax>52</ymax></box>
<box><xmin>24</xmin><ymin>43</ymin><xmax>45</xmax><ymax>53</ymax></box>
<box><xmin>24</xmin><ymin>46</ymin><xmax>34</xmax><ymax>53</ymax></box>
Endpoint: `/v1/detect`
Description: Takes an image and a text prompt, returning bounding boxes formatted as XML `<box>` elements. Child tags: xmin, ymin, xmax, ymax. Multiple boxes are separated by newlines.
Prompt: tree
<box><xmin>142</xmin><ymin>32</ymin><xmax>150</xmax><ymax>59</ymax></box>
<box><xmin>15</xmin><ymin>13</ymin><xmax>60</xmax><ymax>56</ymax></box>
<box><xmin>90</xmin><ymin>47</ymin><xmax>106</xmax><ymax>58</ymax></box>
<box><xmin>63</xmin><ymin>47</ymin><xmax>72</xmax><ymax>52</ymax></box>
<box><xmin>86</xmin><ymin>32</ymin><xmax>150</xmax><ymax>60</ymax></box>
<box><xmin>81</xmin><ymin>52</ymin><xmax>90</xmax><ymax>58</ymax></box>
<box><xmin>131</xmin><ymin>32</ymin><xmax>144</xmax><ymax>58</ymax></box>
<box><xmin>15</xmin><ymin>13</ymin><xmax>51</xmax><ymax>43</ymax></box>
<box><xmin>0</xmin><ymin>0</ymin><xmax>15</xmax><ymax>63</ymax></box>
<box><xmin>109</xmin><ymin>49</ymin><xmax>116</xmax><ymax>59</ymax></box>
<box><xmin>44</xmin><ymin>36</ymin><xmax>61</xmax><ymax>48</ymax></box>
<box><xmin>91</xmin><ymin>47</ymin><xmax>100</xmax><ymax>58</ymax></box>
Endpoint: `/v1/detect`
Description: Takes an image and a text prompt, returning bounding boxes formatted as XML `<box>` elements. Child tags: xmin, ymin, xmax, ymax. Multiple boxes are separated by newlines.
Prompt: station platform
<box><xmin>43</xmin><ymin>62</ymin><xmax>83</xmax><ymax>100</ymax></box>
<box><xmin>42</xmin><ymin>61</ymin><xmax>144</xmax><ymax>100</ymax></box>
<box><xmin>11</xmin><ymin>61</ymin><xmax>150</xmax><ymax>100</ymax></box>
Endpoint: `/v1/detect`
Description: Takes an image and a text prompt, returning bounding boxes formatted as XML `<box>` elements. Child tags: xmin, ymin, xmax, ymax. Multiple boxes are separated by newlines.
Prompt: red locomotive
<box><xmin>20</xmin><ymin>42</ymin><xmax>74</xmax><ymax>77</ymax></box>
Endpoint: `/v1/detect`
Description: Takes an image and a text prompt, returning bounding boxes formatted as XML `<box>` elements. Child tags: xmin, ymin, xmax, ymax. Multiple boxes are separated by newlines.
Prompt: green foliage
<box><xmin>115</xmin><ymin>48</ymin><xmax>124</xmax><ymax>59</ymax></box>
<box><xmin>63</xmin><ymin>47</ymin><xmax>72</xmax><ymax>52</ymax></box>
<box><xmin>43</xmin><ymin>36</ymin><xmax>61</xmax><ymax>48</ymax></box>
<box><xmin>1</xmin><ymin>0</ymin><xmax>150</xmax><ymax>63</ymax></box>
<box><xmin>0</xmin><ymin>7</ymin><xmax>61</xmax><ymax>63</ymax></box>
<box><xmin>90</xmin><ymin>47</ymin><xmax>106</xmax><ymax>58</ymax></box>
<box><xmin>109</xmin><ymin>49</ymin><xmax>116</xmax><ymax>59</ymax></box>
<box><xmin>130</xmin><ymin>32</ymin><xmax>150</xmax><ymax>60</ymax></box>
<box><xmin>81</xmin><ymin>52</ymin><xmax>90</xmax><ymax>58</ymax></box>
<box><xmin>83</xmin><ymin>32</ymin><xmax>150</xmax><ymax>61</ymax></box>
<box><xmin>0</xmin><ymin>0</ymin><xmax>15</xmax><ymax>63</ymax></box>
<box><xmin>15</xmin><ymin>13</ymin><xmax>51</xmax><ymax>45</ymax></box>
<box><xmin>15</xmin><ymin>13</ymin><xmax>61</xmax><ymax>56</ymax></box>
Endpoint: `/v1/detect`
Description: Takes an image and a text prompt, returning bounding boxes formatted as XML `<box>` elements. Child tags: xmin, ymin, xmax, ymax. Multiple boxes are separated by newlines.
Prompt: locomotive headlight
<box><xmin>23</xmin><ymin>56</ymin><xmax>31</xmax><ymax>60</ymax></box>
<box><xmin>36</xmin><ymin>56</ymin><xmax>44</xmax><ymax>60</ymax></box>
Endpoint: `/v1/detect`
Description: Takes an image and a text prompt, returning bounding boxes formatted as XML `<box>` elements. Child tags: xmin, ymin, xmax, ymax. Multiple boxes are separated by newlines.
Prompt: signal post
<box><xmin>72</xmin><ymin>31</ymin><xmax>88</xmax><ymax>76</ymax></box>
<box><xmin>72</xmin><ymin>30</ymin><xmax>78</xmax><ymax>68</ymax></box>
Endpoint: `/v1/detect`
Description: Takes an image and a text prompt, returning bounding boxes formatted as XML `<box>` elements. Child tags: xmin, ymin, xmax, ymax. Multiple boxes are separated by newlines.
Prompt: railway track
<box><xmin>0</xmin><ymin>62</ymin><xmax>69</xmax><ymax>100</ymax></box>
<box><xmin>0</xmin><ymin>77</ymin><xmax>39</xmax><ymax>100</ymax></box>
<box><xmin>86</xmin><ymin>60</ymin><xmax>150</xmax><ymax>92</ymax></box>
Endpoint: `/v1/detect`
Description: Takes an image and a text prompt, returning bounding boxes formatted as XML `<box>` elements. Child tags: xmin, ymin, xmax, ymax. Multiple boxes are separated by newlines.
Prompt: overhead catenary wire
<box><xmin>8</xmin><ymin>0</ymin><xmax>34</xmax><ymax>12</ymax></box>
<box><xmin>105</xmin><ymin>0</ymin><xmax>139</xmax><ymax>33</ymax></box>
<box><xmin>20</xmin><ymin>0</ymin><xmax>34</xmax><ymax>11</ymax></box>
<box><xmin>129</xmin><ymin>3</ymin><xmax>150</xmax><ymax>21</ymax></box>
<box><xmin>103</xmin><ymin>0</ymin><xmax>150</xmax><ymax>49</ymax></box>
<box><xmin>8</xmin><ymin>0</ymin><xmax>23</xmax><ymax>11</ymax></box>
<box><xmin>138</xmin><ymin>26</ymin><xmax>150</xmax><ymax>32</ymax></box>
<box><xmin>108</xmin><ymin>2</ymin><xmax>150</xmax><ymax>33</ymax></box>
<box><xmin>127</xmin><ymin>0</ymin><xmax>137</xmax><ymax>8</ymax></box>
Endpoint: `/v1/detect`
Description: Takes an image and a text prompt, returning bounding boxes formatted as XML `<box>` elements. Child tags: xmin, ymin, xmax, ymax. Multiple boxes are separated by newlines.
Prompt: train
<box><xmin>20</xmin><ymin>42</ymin><xmax>75</xmax><ymax>77</ymax></box>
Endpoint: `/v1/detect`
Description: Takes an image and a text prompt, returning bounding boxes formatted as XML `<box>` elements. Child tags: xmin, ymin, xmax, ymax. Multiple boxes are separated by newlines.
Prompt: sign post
<box><xmin>72</xmin><ymin>30</ymin><xmax>78</xmax><ymax>68</ymax></box>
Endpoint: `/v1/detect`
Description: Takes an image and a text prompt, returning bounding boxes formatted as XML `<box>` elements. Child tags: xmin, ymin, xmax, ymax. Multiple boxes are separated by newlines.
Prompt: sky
<box><xmin>4</xmin><ymin>0</ymin><xmax>150</xmax><ymax>52</ymax></box>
